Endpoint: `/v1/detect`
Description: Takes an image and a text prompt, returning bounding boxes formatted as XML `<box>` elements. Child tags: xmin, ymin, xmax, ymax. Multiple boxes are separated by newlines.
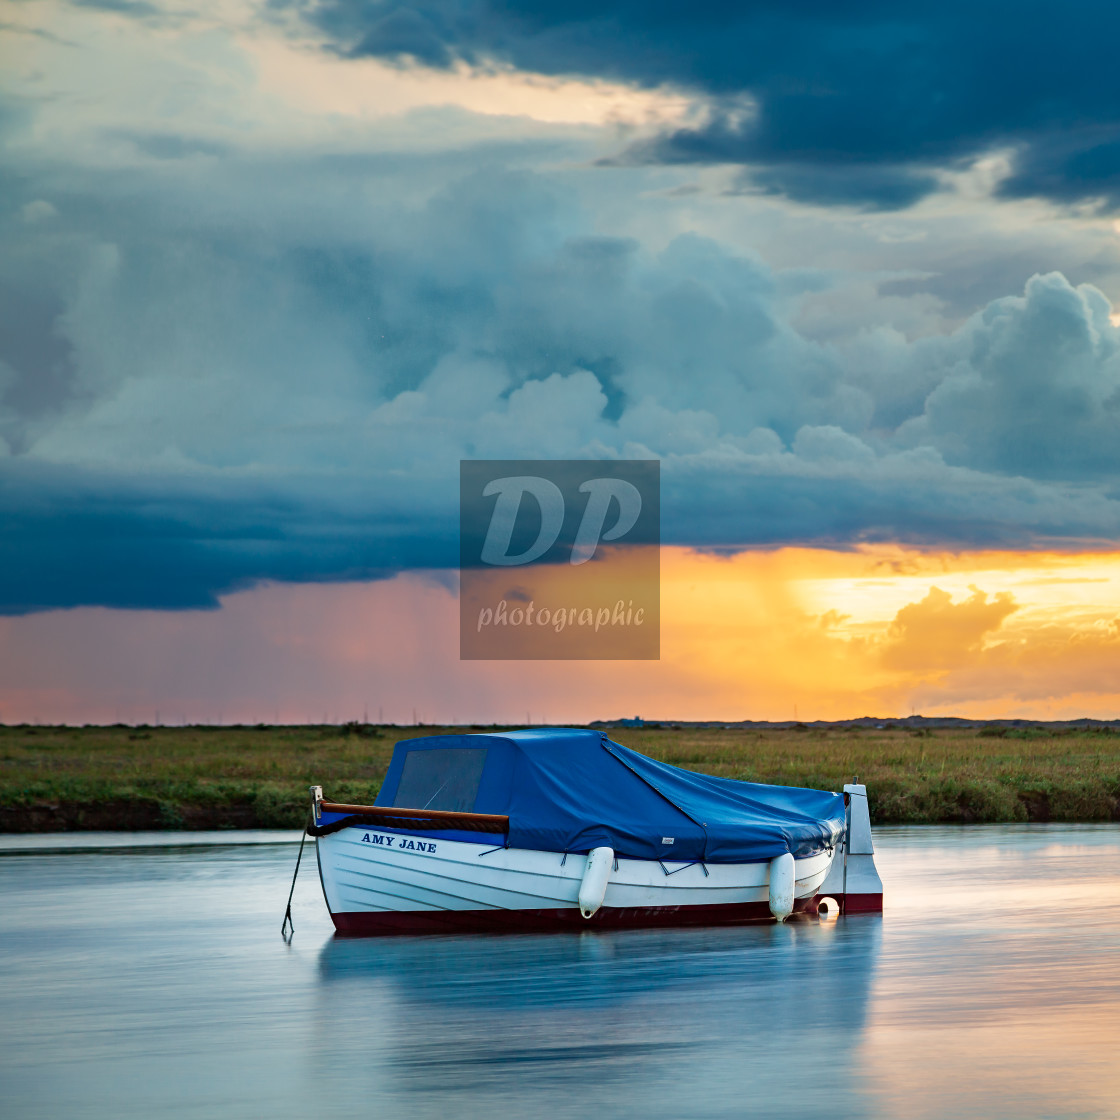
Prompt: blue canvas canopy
<box><xmin>374</xmin><ymin>728</ymin><xmax>844</xmax><ymax>863</ymax></box>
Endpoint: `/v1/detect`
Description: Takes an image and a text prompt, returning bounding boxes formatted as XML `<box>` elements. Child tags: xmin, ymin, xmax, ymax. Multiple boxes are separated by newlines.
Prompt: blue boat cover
<box><xmin>374</xmin><ymin>728</ymin><xmax>845</xmax><ymax>863</ymax></box>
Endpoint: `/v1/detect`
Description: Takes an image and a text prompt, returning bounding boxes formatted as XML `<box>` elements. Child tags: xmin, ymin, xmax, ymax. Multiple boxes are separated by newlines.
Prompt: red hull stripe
<box><xmin>330</xmin><ymin>894</ymin><xmax>853</xmax><ymax>935</ymax></box>
<box><xmin>841</xmin><ymin>893</ymin><xmax>884</xmax><ymax>913</ymax></box>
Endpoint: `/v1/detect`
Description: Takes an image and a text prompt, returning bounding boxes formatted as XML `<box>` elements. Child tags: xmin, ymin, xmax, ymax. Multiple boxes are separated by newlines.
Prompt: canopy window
<box><xmin>392</xmin><ymin>747</ymin><xmax>488</xmax><ymax>813</ymax></box>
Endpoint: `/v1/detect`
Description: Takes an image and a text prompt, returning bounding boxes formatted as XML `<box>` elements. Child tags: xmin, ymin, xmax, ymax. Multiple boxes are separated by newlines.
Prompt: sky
<box><xmin>2</xmin><ymin>0</ymin><xmax>1120</xmax><ymax>723</ymax></box>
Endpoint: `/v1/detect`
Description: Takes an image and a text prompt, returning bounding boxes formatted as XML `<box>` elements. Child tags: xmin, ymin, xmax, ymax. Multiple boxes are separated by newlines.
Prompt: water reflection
<box><xmin>1</xmin><ymin>826</ymin><xmax>1118</xmax><ymax>1120</ymax></box>
<box><xmin>313</xmin><ymin>921</ymin><xmax>879</xmax><ymax>1117</ymax></box>
<box><xmin>863</xmin><ymin>826</ymin><xmax>1120</xmax><ymax>1120</ymax></box>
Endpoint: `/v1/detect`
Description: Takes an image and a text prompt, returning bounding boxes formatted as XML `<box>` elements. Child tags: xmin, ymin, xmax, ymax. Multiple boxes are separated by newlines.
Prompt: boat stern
<box><xmin>818</xmin><ymin>783</ymin><xmax>884</xmax><ymax>914</ymax></box>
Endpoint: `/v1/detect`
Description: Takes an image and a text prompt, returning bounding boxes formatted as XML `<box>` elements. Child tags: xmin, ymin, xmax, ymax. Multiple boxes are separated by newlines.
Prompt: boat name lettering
<box><xmin>360</xmin><ymin>832</ymin><xmax>437</xmax><ymax>853</ymax></box>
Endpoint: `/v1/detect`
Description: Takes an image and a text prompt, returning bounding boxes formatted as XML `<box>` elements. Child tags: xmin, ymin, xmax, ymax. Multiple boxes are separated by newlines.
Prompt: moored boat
<box><xmin>308</xmin><ymin>728</ymin><xmax>882</xmax><ymax>933</ymax></box>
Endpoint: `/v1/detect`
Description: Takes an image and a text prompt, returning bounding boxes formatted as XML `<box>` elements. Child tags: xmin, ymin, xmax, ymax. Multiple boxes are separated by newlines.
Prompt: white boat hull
<box><xmin>316</xmin><ymin>826</ymin><xmax>836</xmax><ymax>933</ymax></box>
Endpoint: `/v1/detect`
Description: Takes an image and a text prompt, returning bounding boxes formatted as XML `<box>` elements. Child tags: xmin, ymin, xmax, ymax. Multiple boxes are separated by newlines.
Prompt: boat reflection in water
<box><xmin>315</xmin><ymin>917</ymin><xmax>881</xmax><ymax>1117</ymax></box>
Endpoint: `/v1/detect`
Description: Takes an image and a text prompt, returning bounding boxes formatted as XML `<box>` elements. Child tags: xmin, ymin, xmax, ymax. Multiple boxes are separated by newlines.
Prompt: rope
<box><xmin>281</xmin><ymin>811</ymin><xmax>311</xmax><ymax>942</ymax></box>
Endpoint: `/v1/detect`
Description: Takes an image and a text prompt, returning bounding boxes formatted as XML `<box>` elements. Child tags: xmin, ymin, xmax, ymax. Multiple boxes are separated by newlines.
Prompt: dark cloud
<box><xmin>347</xmin><ymin>6</ymin><xmax>455</xmax><ymax>67</ymax></box>
<box><xmin>4</xmin><ymin>108</ymin><xmax>1120</xmax><ymax>614</ymax></box>
<box><xmin>739</xmin><ymin>163</ymin><xmax>940</xmax><ymax>212</ymax></box>
<box><xmin>999</xmin><ymin>129</ymin><xmax>1120</xmax><ymax>210</ymax></box>
<box><xmin>0</xmin><ymin>468</ymin><xmax>455</xmax><ymax>615</ymax></box>
<box><xmin>294</xmin><ymin>0</ymin><xmax>1120</xmax><ymax>210</ymax></box>
<box><xmin>5</xmin><ymin>445</ymin><xmax>1120</xmax><ymax>616</ymax></box>
<box><xmin>614</xmin><ymin>123</ymin><xmax>941</xmax><ymax>210</ymax></box>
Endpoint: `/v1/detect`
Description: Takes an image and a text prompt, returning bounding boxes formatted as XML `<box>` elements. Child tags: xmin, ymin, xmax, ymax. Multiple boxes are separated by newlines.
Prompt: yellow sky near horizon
<box><xmin>1</xmin><ymin>545</ymin><xmax>1118</xmax><ymax>725</ymax></box>
<box><xmin>655</xmin><ymin>546</ymin><xmax>1120</xmax><ymax>721</ymax></box>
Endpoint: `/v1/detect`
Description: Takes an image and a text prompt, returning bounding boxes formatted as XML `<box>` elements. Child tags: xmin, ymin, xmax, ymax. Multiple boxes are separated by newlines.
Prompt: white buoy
<box><xmin>768</xmin><ymin>851</ymin><xmax>795</xmax><ymax>921</ymax></box>
<box><xmin>578</xmin><ymin>846</ymin><xmax>614</xmax><ymax>919</ymax></box>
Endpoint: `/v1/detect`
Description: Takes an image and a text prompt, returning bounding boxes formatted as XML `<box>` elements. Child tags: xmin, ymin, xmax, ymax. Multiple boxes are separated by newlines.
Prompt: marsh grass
<box><xmin>1</xmin><ymin>722</ymin><xmax>1118</xmax><ymax>829</ymax></box>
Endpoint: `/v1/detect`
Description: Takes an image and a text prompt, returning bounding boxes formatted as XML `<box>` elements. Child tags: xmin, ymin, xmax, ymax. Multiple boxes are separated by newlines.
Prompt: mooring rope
<box><xmin>281</xmin><ymin>811</ymin><xmax>312</xmax><ymax>942</ymax></box>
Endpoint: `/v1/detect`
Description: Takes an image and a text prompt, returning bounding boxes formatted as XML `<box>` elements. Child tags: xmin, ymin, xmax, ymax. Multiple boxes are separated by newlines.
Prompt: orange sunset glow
<box><xmin>2</xmin><ymin>545</ymin><xmax>1117</xmax><ymax>725</ymax></box>
<box><xmin>658</xmin><ymin>545</ymin><xmax>1120</xmax><ymax>721</ymax></box>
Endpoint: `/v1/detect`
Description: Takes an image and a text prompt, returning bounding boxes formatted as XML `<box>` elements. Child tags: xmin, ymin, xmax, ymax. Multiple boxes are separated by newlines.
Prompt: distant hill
<box><xmin>590</xmin><ymin>715</ymin><xmax>1120</xmax><ymax>731</ymax></box>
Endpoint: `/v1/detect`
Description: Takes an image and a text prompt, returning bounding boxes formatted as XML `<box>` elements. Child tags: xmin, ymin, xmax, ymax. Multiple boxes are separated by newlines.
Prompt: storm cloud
<box><xmin>3</xmin><ymin>1</ymin><xmax>1120</xmax><ymax>614</ymax></box>
<box><xmin>4</xmin><ymin>141</ymin><xmax>1120</xmax><ymax>612</ymax></box>
<box><xmin>294</xmin><ymin>0</ymin><xmax>1120</xmax><ymax>211</ymax></box>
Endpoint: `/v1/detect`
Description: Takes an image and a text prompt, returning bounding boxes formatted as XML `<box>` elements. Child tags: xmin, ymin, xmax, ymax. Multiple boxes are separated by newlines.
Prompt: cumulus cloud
<box><xmin>4</xmin><ymin>4</ymin><xmax>1120</xmax><ymax>613</ymax></box>
<box><xmin>792</xmin><ymin>425</ymin><xmax>876</xmax><ymax>465</ymax></box>
<box><xmin>882</xmin><ymin>586</ymin><xmax>1019</xmax><ymax>671</ymax></box>
<box><xmin>3</xmin><ymin>138</ymin><xmax>1120</xmax><ymax>611</ymax></box>
<box><xmin>897</xmin><ymin>273</ymin><xmax>1120</xmax><ymax>479</ymax></box>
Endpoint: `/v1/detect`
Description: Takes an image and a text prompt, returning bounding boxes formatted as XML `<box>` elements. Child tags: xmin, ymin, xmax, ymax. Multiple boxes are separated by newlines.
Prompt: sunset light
<box><xmin>5</xmin><ymin>1</ymin><xmax>1120</xmax><ymax>1115</ymax></box>
<box><xmin>3</xmin><ymin>545</ymin><xmax>1117</xmax><ymax>725</ymax></box>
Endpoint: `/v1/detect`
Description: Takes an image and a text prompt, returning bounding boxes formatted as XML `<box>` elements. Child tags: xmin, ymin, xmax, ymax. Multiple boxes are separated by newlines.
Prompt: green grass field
<box><xmin>2</xmin><ymin>722</ymin><xmax>1119</xmax><ymax>830</ymax></box>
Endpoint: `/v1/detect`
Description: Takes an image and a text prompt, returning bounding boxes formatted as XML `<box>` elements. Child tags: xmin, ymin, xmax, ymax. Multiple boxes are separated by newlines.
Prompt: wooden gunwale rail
<box><xmin>317</xmin><ymin>801</ymin><xmax>509</xmax><ymax>833</ymax></box>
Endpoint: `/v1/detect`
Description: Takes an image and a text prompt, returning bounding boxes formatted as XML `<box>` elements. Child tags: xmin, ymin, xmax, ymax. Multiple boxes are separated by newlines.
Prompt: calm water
<box><xmin>2</xmin><ymin>826</ymin><xmax>1118</xmax><ymax>1120</ymax></box>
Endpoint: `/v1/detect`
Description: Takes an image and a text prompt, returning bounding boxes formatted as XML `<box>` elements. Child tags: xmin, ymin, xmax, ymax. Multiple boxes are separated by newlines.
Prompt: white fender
<box><xmin>578</xmin><ymin>846</ymin><xmax>614</xmax><ymax>918</ymax></box>
<box><xmin>768</xmin><ymin>851</ymin><xmax>795</xmax><ymax>921</ymax></box>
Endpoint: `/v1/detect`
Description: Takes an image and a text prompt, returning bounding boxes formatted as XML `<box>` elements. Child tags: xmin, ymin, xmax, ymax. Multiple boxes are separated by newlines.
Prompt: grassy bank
<box><xmin>2</xmin><ymin>722</ymin><xmax>1119</xmax><ymax>831</ymax></box>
